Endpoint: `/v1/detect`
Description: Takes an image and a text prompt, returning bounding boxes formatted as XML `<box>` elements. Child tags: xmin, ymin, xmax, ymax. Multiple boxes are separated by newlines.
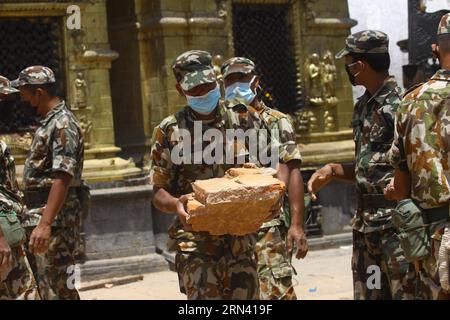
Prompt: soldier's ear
<box><xmin>34</xmin><ymin>87</ymin><xmax>44</xmax><ymax>98</ymax></box>
<box><xmin>431</xmin><ymin>43</ymin><xmax>440</xmax><ymax>60</ymax></box>
<box><xmin>175</xmin><ymin>83</ymin><xmax>185</xmax><ymax>97</ymax></box>
<box><xmin>356</xmin><ymin>60</ymin><xmax>366</xmax><ymax>73</ymax></box>
<box><xmin>251</xmin><ymin>75</ymin><xmax>261</xmax><ymax>92</ymax></box>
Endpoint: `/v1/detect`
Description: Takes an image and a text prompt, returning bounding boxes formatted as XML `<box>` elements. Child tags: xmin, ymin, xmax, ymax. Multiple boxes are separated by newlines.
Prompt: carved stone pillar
<box><xmin>0</xmin><ymin>0</ymin><xmax>142</xmax><ymax>183</ymax></box>
<box><xmin>134</xmin><ymin>0</ymin><xmax>230</xmax><ymax>144</ymax></box>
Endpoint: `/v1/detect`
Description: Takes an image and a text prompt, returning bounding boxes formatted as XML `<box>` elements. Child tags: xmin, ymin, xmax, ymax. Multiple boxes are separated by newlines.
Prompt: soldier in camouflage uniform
<box><xmin>220</xmin><ymin>57</ymin><xmax>307</xmax><ymax>300</ymax></box>
<box><xmin>308</xmin><ymin>31</ymin><xmax>417</xmax><ymax>299</ymax></box>
<box><xmin>150</xmin><ymin>50</ymin><xmax>277</xmax><ymax>300</ymax></box>
<box><xmin>386</xmin><ymin>13</ymin><xmax>450</xmax><ymax>300</ymax></box>
<box><xmin>0</xmin><ymin>76</ymin><xmax>38</xmax><ymax>300</ymax></box>
<box><xmin>12</xmin><ymin>66</ymin><xmax>84</xmax><ymax>300</ymax></box>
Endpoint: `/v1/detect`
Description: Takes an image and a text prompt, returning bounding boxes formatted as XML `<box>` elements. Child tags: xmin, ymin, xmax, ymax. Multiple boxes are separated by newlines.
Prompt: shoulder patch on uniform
<box><xmin>158</xmin><ymin>114</ymin><xmax>178</xmax><ymax>132</ymax></box>
<box><xmin>54</xmin><ymin>113</ymin><xmax>72</xmax><ymax>129</ymax></box>
<box><xmin>392</xmin><ymin>85</ymin><xmax>403</xmax><ymax>99</ymax></box>
<box><xmin>265</xmin><ymin>108</ymin><xmax>287</xmax><ymax>120</ymax></box>
<box><xmin>403</xmin><ymin>82</ymin><xmax>424</xmax><ymax>100</ymax></box>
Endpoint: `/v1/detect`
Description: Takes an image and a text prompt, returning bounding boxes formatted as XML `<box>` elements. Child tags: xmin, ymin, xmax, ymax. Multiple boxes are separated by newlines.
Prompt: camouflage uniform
<box><xmin>13</xmin><ymin>66</ymin><xmax>84</xmax><ymax>300</ymax></box>
<box><xmin>337</xmin><ymin>31</ymin><xmax>417</xmax><ymax>300</ymax></box>
<box><xmin>150</xmin><ymin>51</ymin><xmax>262</xmax><ymax>300</ymax></box>
<box><xmin>221</xmin><ymin>57</ymin><xmax>301</xmax><ymax>300</ymax></box>
<box><xmin>0</xmin><ymin>77</ymin><xmax>38</xmax><ymax>300</ymax></box>
<box><xmin>388</xmin><ymin>13</ymin><xmax>450</xmax><ymax>300</ymax></box>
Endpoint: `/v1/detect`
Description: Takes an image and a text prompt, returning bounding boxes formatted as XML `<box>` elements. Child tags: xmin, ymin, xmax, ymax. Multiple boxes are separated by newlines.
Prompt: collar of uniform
<box><xmin>366</xmin><ymin>75</ymin><xmax>399</xmax><ymax>106</ymax></box>
<box><xmin>39</xmin><ymin>100</ymin><xmax>66</xmax><ymax>126</ymax></box>
<box><xmin>185</xmin><ymin>102</ymin><xmax>225</xmax><ymax>128</ymax></box>
<box><xmin>430</xmin><ymin>69</ymin><xmax>450</xmax><ymax>81</ymax></box>
<box><xmin>254</xmin><ymin>99</ymin><xmax>269</xmax><ymax>113</ymax></box>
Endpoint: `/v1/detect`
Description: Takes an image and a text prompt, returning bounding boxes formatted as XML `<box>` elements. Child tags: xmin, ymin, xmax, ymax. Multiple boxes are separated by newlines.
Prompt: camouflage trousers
<box><xmin>418</xmin><ymin>224</ymin><xmax>450</xmax><ymax>300</ymax></box>
<box><xmin>255</xmin><ymin>222</ymin><xmax>297</xmax><ymax>300</ymax></box>
<box><xmin>174</xmin><ymin>235</ymin><xmax>259</xmax><ymax>300</ymax></box>
<box><xmin>0</xmin><ymin>246</ymin><xmax>39</xmax><ymax>300</ymax></box>
<box><xmin>25</xmin><ymin>227</ymin><xmax>80</xmax><ymax>300</ymax></box>
<box><xmin>352</xmin><ymin>229</ymin><xmax>418</xmax><ymax>300</ymax></box>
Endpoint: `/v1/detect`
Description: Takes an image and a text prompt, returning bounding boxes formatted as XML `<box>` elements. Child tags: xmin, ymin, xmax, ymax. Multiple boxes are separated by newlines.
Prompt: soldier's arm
<box><xmin>29</xmin><ymin>174</ymin><xmax>72</xmax><ymax>255</ymax></box>
<box><xmin>328</xmin><ymin>162</ymin><xmax>356</xmax><ymax>182</ymax></box>
<box><xmin>286</xmin><ymin>160</ymin><xmax>308</xmax><ymax>259</ymax></box>
<box><xmin>153</xmin><ymin>187</ymin><xmax>188</xmax><ymax>216</ymax></box>
<box><xmin>384</xmin><ymin>168</ymin><xmax>411</xmax><ymax>201</ymax></box>
<box><xmin>39</xmin><ymin>172</ymin><xmax>72</xmax><ymax>226</ymax></box>
<box><xmin>149</xmin><ymin>126</ymin><xmax>190</xmax><ymax>225</ymax></box>
<box><xmin>308</xmin><ymin>162</ymin><xmax>355</xmax><ymax>202</ymax></box>
<box><xmin>0</xmin><ymin>225</ymin><xmax>13</xmax><ymax>269</ymax></box>
<box><xmin>275</xmin><ymin>117</ymin><xmax>308</xmax><ymax>258</ymax></box>
<box><xmin>29</xmin><ymin>120</ymin><xmax>81</xmax><ymax>254</ymax></box>
<box><xmin>385</xmin><ymin>107</ymin><xmax>411</xmax><ymax>200</ymax></box>
<box><xmin>285</xmin><ymin>160</ymin><xmax>305</xmax><ymax>229</ymax></box>
<box><xmin>387</xmin><ymin>107</ymin><xmax>408</xmax><ymax>170</ymax></box>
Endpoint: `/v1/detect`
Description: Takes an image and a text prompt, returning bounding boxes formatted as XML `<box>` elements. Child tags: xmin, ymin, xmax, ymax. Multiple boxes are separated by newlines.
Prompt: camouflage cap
<box><xmin>437</xmin><ymin>12</ymin><xmax>450</xmax><ymax>36</ymax></box>
<box><xmin>0</xmin><ymin>76</ymin><xmax>19</xmax><ymax>95</ymax></box>
<box><xmin>11</xmin><ymin>65</ymin><xmax>56</xmax><ymax>87</ymax></box>
<box><xmin>171</xmin><ymin>50</ymin><xmax>217</xmax><ymax>91</ymax></box>
<box><xmin>335</xmin><ymin>30</ymin><xmax>389</xmax><ymax>59</ymax></box>
<box><xmin>220</xmin><ymin>57</ymin><xmax>256</xmax><ymax>79</ymax></box>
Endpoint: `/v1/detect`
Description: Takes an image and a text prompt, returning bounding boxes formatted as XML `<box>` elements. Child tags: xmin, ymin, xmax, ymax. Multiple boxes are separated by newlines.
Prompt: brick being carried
<box><xmin>186</xmin><ymin>168</ymin><xmax>285</xmax><ymax>235</ymax></box>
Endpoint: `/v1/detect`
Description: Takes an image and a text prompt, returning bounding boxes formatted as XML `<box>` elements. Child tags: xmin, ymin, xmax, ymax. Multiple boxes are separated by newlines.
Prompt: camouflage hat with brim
<box><xmin>0</xmin><ymin>76</ymin><xmax>19</xmax><ymax>95</ymax></box>
<box><xmin>172</xmin><ymin>50</ymin><xmax>217</xmax><ymax>91</ymax></box>
<box><xmin>437</xmin><ymin>12</ymin><xmax>450</xmax><ymax>36</ymax></box>
<box><xmin>11</xmin><ymin>65</ymin><xmax>56</xmax><ymax>87</ymax></box>
<box><xmin>221</xmin><ymin>57</ymin><xmax>256</xmax><ymax>79</ymax></box>
<box><xmin>335</xmin><ymin>30</ymin><xmax>389</xmax><ymax>59</ymax></box>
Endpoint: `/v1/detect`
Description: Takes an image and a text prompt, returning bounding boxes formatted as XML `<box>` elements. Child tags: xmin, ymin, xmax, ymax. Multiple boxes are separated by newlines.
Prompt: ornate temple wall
<box><xmin>0</xmin><ymin>0</ymin><xmax>359</xmax><ymax>279</ymax></box>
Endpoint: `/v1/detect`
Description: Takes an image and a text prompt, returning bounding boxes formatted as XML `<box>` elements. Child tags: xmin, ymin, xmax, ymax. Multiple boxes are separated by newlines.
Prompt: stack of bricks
<box><xmin>186</xmin><ymin>167</ymin><xmax>285</xmax><ymax>235</ymax></box>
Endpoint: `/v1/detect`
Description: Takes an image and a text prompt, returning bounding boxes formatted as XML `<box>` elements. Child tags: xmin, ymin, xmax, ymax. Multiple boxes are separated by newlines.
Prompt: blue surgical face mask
<box><xmin>185</xmin><ymin>85</ymin><xmax>221</xmax><ymax>115</ymax></box>
<box><xmin>224</xmin><ymin>76</ymin><xmax>257</xmax><ymax>105</ymax></box>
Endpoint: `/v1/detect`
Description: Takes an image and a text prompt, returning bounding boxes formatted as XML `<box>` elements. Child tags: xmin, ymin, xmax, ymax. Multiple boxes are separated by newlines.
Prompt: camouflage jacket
<box><xmin>254</xmin><ymin>100</ymin><xmax>302</xmax><ymax>228</ymax></box>
<box><xmin>389</xmin><ymin>69</ymin><xmax>450</xmax><ymax>210</ymax></box>
<box><xmin>255</xmin><ymin>101</ymin><xmax>302</xmax><ymax>165</ymax></box>
<box><xmin>0</xmin><ymin>141</ymin><xmax>24</xmax><ymax>216</ymax></box>
<box><xmin>150</xmin><ymin>101</ymin><xmax>265</xmax><ymax>253</ymax></box>
<box><xmin>352</xmin><ymin>76</ymin><xmax>402</xmax><ymax>233</ymax></box>
<box><xmin>22</xmin><ymin>101</ymin><xmax>84</xmax><ymax>228</ymax></box>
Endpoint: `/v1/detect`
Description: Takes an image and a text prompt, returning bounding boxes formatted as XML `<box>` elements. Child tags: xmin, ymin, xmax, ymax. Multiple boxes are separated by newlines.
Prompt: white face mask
<box><xmin>224</xmin><ymin>76</ymin><xmax>257</xmax><ymax>105</ymax></box>
<box><xmin>184</xmin><ymin>84</ymin><xmax>221</xmax><ymax>115</ymax></box>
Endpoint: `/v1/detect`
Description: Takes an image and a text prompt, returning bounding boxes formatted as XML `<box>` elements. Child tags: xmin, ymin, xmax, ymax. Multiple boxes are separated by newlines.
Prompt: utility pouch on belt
<box><xmin>392</xmin><ymin>199</ymin><xmax>430</xmax><ymax>262</ymax></box>
<box><xmin>0</xmin><ymin>211</ymin><xmax>26</xmax><ymax>248</ymax></box>
<box><xmin>24</xmin><ymin>182</ymin><xmax>91</xmax><ymax>220</ymax></box>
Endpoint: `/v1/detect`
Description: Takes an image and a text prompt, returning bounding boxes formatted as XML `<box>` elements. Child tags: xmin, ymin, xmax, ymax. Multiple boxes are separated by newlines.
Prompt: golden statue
<box><xmin>319</xmin><ymin>50</ymin><xmax>339</xmax><ymax>132</ymax></box>
<box><xmin>212</xmin><ymin>54</ymin><xmax>224</xmax><ymax>96</ymax></box>
<box><xmin>79</xmin><ymin>114</ymin><xmax>93</xmax><ymax>148</ymax></box>
<box><xmin>295</xmin><ymin>109</ymin><xmax>318</xmax><ymax>133</ymax></box>
<box><xmin>74</xmin><ymin>72</ymin><xmax>88</xmax><ymax>109</ymax></box>
<box><xmin>305</xmin><ymin>53</ymin><xmax>324</xmax><ymax>106</ymax></box>
<box><xmin>321</xmin><ymin>50</ymin><xmax>339</xmax><ymax>107</ymax></box>
<box><xmin>324</xmin><ymin>110</ymin><xmax>336</xmax><ymax>132</ymax></box>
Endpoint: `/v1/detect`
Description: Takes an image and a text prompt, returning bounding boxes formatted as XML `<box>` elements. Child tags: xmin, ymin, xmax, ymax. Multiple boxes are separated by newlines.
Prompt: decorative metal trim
<box><xmin>307</xmin><ymin>17</ymin><xmax>357</xmax><ymax>29</ymax></box>
<box><xmin>82</xmin><ymin>49</ymin><xmax>119</xmax><ymax>63</ymax></box>
<box><xmin>291</xmin><ymin>0</ymin><xmax>304</xmax><ymax>110</ymax></box>
<box><xmin>0</xmin><ymin>2</ymin><xmax>86</xmax><ymax>16</ymax></box>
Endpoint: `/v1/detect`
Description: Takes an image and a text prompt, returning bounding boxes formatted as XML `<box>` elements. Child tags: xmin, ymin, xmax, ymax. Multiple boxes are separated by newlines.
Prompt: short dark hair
<box><xmin>438</xmin><ymin>33</ymin><xmax>450</xmax><ymax>53</ymax></box>
<box><xmin>24</xmin><ymin>83</ymin><xmax>58</xmax><ymax>97</ymax></box>
<box><xmin>349</xmin><ymin>52</ymin><xmax>391</xmax><ymax>72</ymax></box>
